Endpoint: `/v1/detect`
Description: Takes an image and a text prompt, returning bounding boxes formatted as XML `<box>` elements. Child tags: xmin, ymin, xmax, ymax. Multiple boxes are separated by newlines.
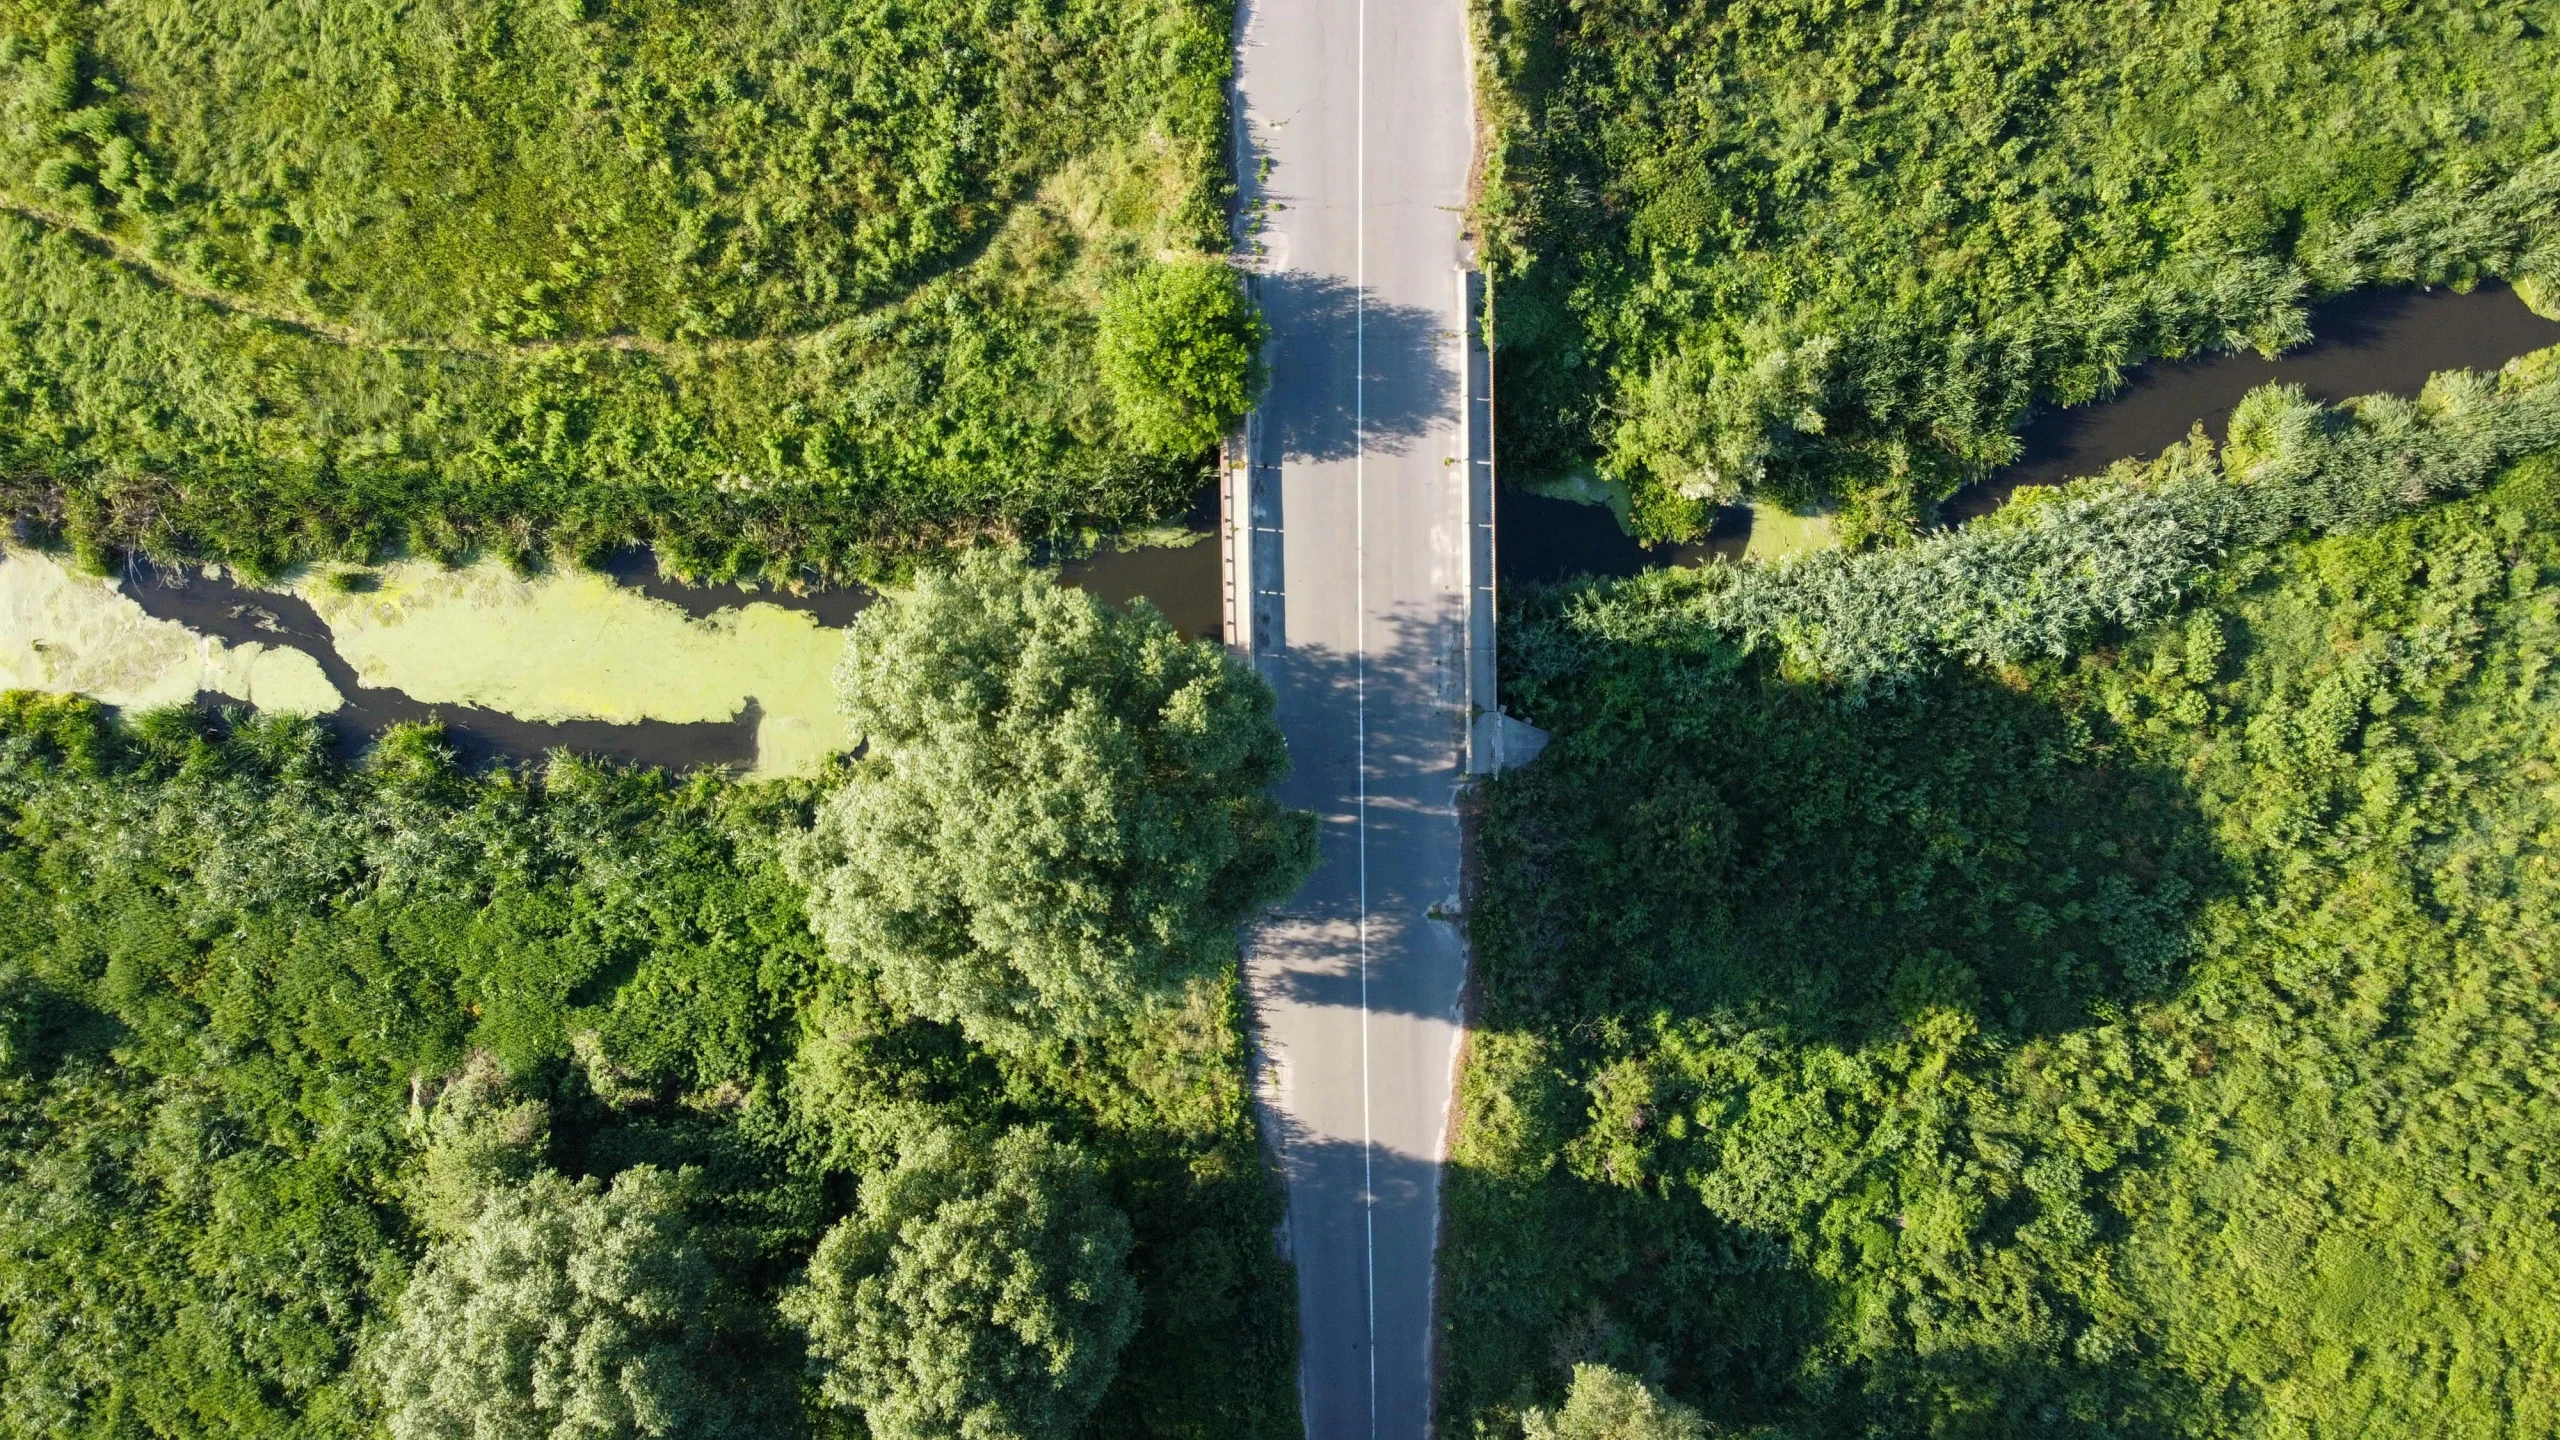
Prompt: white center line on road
<box><xmin>1236</xmin><ymin>0</ymin><xmax>1474</xmax><ymax>1428</ymax></box>
<box><xmin>1353</xmin><ymin>0</ymin><xmax>1375</xmax><ymax>1435</ymax></box>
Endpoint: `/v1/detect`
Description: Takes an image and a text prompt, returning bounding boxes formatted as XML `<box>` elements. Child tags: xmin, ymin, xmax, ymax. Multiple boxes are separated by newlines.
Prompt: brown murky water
<box><xmin>124</xmin><ymin>276</ymin><xmax>2557</xmax><ymax>768</ymax></box>
<box><xmin>1495</xmin><ymin>495</ymin><xmax>1747</xmax><ymax>586</ymax></box>
<box><xmin>595</xmin><ymin>485</ymin><xmax>1224</xmax><ymax>642</ymax></box>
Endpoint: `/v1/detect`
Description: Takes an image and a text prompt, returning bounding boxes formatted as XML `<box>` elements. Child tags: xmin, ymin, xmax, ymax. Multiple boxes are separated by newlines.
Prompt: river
<box><xmin>1</xmin><ymin>491</ymin><xmax>1226</xmax><ymax>775</ymax></box>
<box><xmin>1498</xmin><ymin>281</ymin><xmax>2560</xmax><ymax>585</ymax></box>
<box><xmin>17</xmin><ymin>281</ymin><xmax>2555</xmax><ymax>771</ymax></box>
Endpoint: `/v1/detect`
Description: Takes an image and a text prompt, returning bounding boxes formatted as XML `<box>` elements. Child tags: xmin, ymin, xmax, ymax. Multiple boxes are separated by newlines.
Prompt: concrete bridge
<box><xmin>1218</xmin><ymin>1</ymin><xmax>1541</xmax><ymax>1432</ymax></box>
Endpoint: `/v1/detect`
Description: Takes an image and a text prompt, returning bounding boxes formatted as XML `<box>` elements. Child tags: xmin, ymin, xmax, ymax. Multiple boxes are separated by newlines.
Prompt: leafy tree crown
<box><xmin>791</xmin><ymin>549</ymin><xmax>1315</xmax><ymax>1051</ymax></box>
<box><xmin>1523</xmin><ymin>1366</ymin><xmax>1713</xmax><ymax>1440</ymax></box>
<box><xmin>789</xmin><ymin>1125</ymin><xmax>1140</xmax><ymax>1440</ymax></box>
<box><xmin>371</xmin><ymin>1164</ymin><xmax>762</xmax><ymax>1440</ymax></box>
<box><xmin>1097</xmin><ymin>260</ymin><xmax>1265</xmax><ymax>455</ymax></box>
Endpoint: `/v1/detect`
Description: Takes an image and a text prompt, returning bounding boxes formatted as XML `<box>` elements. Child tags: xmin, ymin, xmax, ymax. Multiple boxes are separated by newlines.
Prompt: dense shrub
<box><xmin>792</xmin><ymin>1125</ymin><xmax>1140</xmax><ymax>1440</ymax></box>
<box><xmin>1473</xmin><ymin>0</ymin><xmax>2560</xmax><ymax>539</ymax></box>
<box><xmin>1445</xmin><ymin>385</ymin><xmax>2560</xmax><ymax>1433</ymax></box>
<box><xmin>1523</xmin><ymin>1367</ymin><xmax>1712</xmax><ymax>1440</ymax></box>
<box><xmin>0</xmin><ymin>706</ymin><xmax>814</xmax><ymax>1437</ymax></box>
<box><xmin>375</xmin><ymin>1164</ymin><xmax>763</xmax><ymax>1440</ymax></box>
<box><xmin>1513</xmin><ymin>350</ymin><xmax>2560</xmax><ymax>697</ymax></box>
<box><xmin>1098</xmin><ymin>260</ymin><xmax>1265</xmax><ymax>455</ymax></box>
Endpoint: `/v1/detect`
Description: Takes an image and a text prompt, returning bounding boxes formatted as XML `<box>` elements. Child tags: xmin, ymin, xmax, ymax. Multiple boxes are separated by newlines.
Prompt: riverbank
<box><xmin>1497</xmin><ymin>281</ymin><xmax>2560</xmax><ymax>587</ymax></box>
<box><xmin>0</xmin><ymin>513</ymin><xmax>1223</xmax><ymax>775</ymax></box>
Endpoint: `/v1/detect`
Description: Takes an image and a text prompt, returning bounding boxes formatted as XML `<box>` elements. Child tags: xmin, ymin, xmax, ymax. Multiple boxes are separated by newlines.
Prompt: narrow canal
<box><xmin>15</xmin><ymin>281</ymin><xmax>2556</xmax><ymax>770</ymax></box>
<box><xmin>2</xmin><ymin>491</ymin><xmax>1226</xmax><ymax>775</ymax></box>
<box><xmin>1498</xmin><ymin>281</ymin><xmax>2560</xmax><ymax>585</ymax></box>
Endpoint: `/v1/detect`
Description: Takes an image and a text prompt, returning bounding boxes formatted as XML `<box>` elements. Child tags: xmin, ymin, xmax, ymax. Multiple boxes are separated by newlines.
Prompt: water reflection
<box><xmin>1496</xmin><ymin>492</ymin><xmax>1748</xmax><ymax>587</ymax></box>
<box><xmin>592</xmin><ymin>484</ymin><xmax>1226</xmax><ymax>643</ymax></box>
<box><xmin>1049</xmin><ymin>484</ymin><xmax>1223</xmax><ymax>639</ymax></box>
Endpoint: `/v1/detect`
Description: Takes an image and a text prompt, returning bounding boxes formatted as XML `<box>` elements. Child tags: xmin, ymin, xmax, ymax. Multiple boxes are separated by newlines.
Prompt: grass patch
<box><xmin>0</xmin><ymin>0</ymin><xmax>1243</xmax><ymax>581</ymax></box>
<box><xmin>1448</xmin><ymin>431</ymin><xmax>2560</xmax><ymax>1430</ymax></box>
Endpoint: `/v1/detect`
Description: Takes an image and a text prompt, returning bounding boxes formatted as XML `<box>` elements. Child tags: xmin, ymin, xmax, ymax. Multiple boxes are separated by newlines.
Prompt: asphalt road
<box><xmin>1229</xmin><ymin>0</ymin><xmax>1479</xmax><ymax>1434</ymax></box>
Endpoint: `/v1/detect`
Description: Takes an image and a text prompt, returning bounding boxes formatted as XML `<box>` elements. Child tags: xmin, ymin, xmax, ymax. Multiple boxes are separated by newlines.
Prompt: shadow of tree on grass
<box><xmin>1440</xmin><ymin>606</ymin><xmax>2238</xmax><ymax>1436</ymax></box>
<box><xmin>1479</xmin><ymin>629</ymin><xmax>2226</xmax><ymax>1048</ymax></box>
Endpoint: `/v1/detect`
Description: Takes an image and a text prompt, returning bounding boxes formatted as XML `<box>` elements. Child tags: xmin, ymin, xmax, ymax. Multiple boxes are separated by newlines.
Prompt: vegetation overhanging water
<box><xmin>1498</xmin><ymin>282</ymin><xmax>2560</xmax><ymax>588</ymax></box>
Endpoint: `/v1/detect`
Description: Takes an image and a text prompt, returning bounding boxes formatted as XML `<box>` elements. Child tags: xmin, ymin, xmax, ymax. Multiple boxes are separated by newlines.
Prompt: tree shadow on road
<box><xmin>1246</xmin><ymin>1113</ymin><xmax>1449</xmax><ymax>1436</ymax></box>
<box><xmin>1245</xmin><ymin>605</ymin><xmax>1477</xmax><ymax>1022</ymax></box>
<box><xmin>1256</xmin><ymin>271</ymin><xmax>1460</xmax><ymax>464</ymax></box>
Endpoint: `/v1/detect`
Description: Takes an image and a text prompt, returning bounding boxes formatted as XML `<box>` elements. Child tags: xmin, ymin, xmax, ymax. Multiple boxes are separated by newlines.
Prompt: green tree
<box><xmin>372</xmin><ymin>1165</ymin><xmax>758</xmax><ymax>1440</ymax></box>
<box><xmin>1097</xmin><ymin>260</ymin><xmax>1265</xmax><ymax>455</ymax></box>
<box><xmin>792</xmin><ymin>549</ymin><xmax>1314</xmax><ymax>1051</ymax></box>
<box><xmin>0</xmin><ymin>694</ymin><xmax>1298</xmax><ymax>1439</ymax></box>
<box><xmin>1523</xmin><ymin>1367</ymin><xmax>1712</xmax><ymax>1440</ymax></box>
<box><xmin>790</xmin><ymin>1126</ymin><xmax>1140</xmax><ymax>1440</ymax></box>
<box><xmin>409</xmin><ymin>1051</ymin><xmax>552</xmax><ymax>1238</ymax></box>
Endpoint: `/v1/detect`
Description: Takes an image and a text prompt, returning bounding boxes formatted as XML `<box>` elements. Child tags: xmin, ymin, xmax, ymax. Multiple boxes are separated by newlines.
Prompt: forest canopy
<box><xmin>1473</xmin><ymin>0</ymin><xmax>2560</xmax><ymax>543</ymax></box>
<box><xmin>0</xmin><ymin>565</ymin><xmax>1309</xmax><ymax>1439</ymax></box>
<box><xmin>1444</xmin><ymin>353</ymin><xmax>2560</xmax><ymax>1435</ymax></box>
<box><xmin>0</xmin><ymin>0</ymin><xmax>1252</xmax><ymax>581</ymax></box>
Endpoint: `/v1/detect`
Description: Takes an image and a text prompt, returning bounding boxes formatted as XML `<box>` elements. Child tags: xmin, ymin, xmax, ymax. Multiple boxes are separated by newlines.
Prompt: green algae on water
<box><xmin>294</xmin><ymin>560</ymin><xmax>850</xmax><ymax>777</ymax></box>
<box><xmin>0</xmin><ymin>549</ymin><xmax>341</xmax><ymax>715</ymax></box>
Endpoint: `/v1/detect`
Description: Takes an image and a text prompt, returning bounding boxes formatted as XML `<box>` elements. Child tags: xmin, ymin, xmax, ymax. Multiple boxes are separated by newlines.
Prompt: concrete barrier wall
<box><xmin>1222</xmin><ymin>268</ymin><xmax>1285</xmax><ymax>666</ymax></box>
<box><xmin>1462</xmin><ymin>268</ymin><xmax>1499</xmax><ymax>774</ymax></box>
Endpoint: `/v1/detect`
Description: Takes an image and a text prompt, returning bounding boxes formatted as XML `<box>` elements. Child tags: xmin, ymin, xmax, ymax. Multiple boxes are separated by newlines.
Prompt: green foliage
<box><xmin>1523</xmin><ymin>1366</ymin><xmax>1713</xmax><ymax>1440</ymax></box>
<box><xmin>792</xmin><ymin>1125</ymin><xmax>1140</xmax><ymax>1440</ymax></box>
<box><xmin>0</xmin><ymin>0</ymin><xmax>1242</xmax><ymax>580</ymax></box>
<box><xmin>0</xmin><ymin>680</ymin><xmax>1302</xmax><ymax>1436</ymax></box>
<box><xmin>1515</xmin><ymin>352</ymin><xmax>2560</xmax><ymax>697</ymax></box>
<box><xmin>375</xmin><ymin>1164</ymin><xmax>766</xmax><ymax>1440</ymax></box>
<box><xmin>1474</xmin><ymin>0</ymin><xmax>2560</xmax><ymax>536</ymax></box>
<box><xmin>794</xmin><ymin>549</ymin><xmax>1317</xmax><ymax>1052</ymax></box>
<box><xmin>1447</xmin><ymin>415</ymin><xmax>2560</xmax><ymax>1429</ymax></box>
<box><xmin>411</xmin><ymin>1050</ymin><xmax>553</xmax><ymax>1238</ymax></box>
<box><xmin>0</xmin><ymin>705</ymin><xmax>817</xmax><ymax>1438</ymax></box>
<box><xmin>1098</xmin><ymin>260</ymin><xmax>1265</xmax><ymax>455</ymax></box>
